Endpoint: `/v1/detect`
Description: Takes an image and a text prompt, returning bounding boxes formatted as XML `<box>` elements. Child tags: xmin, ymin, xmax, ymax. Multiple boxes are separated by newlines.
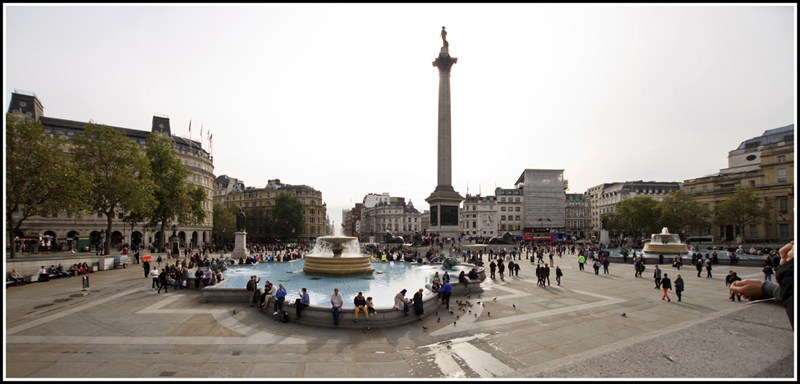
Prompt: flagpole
<box><xmin>188</xmin><ymin>119</ymin><xmax>192</xmax><ymax>153</ymax></box>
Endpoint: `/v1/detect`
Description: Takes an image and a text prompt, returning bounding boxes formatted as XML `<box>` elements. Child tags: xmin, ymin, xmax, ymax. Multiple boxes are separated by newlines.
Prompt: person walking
<box><xmin>728</xmin><ymin>272</ymin><xmax>742</xmax><ymax>301</ymax></box>
<box><xmin>578</xmin><ymin>254</ymin><xmax>586</xmax><ymax>271</ymax></box>
<box><xmin>142</xmin><ymin>260</ymin><xmax>151</xmax><ymax>278</ymax></box>
<box><xmin>696</xmin><ymin>257</ymin><xmax>704</xmax><ymax>277</ymax></box>
<box><xmin>705</xmin><ymin>258</ymin><xmax>713</xmax><ymax>278</ymax></box>
<box><xmin>674</xmin><ymin>273</ymin><xmax>684</xmax><ymax>301</ymax></box>
<box><xmin>330</xmin><ymin>288</ymin><xmax>344</xmax><ymax>326</ymax></box>
<box><xmin>763</xmin><ymin>265</ymin><xmax>774</xmax><ymax>282</ymax></box>
<box><xmin>661</xmin><ymin>273</ymin><xmax>672</xmax><ymax>302</ymax></box>
<box><xmin>442</xmin><ymin>281</ymin><xmax>452</xmax><ymax>309</ymax></box>
<box><xmin>653</xmin><ymin>265</ymin><xmax>662</xmax><ymax>289</ymax></box>
<box><xmin>157</xmin><ymin>268</ymin><xmax>169</xmax><ymax>294</ymax></box>
<box><xmin>593</xmin><ymin>259</ymin><xmax>601</xmax><ymax>275</ymax></box>
<box><xmin>497</xmin><ymin>259</ymin><xmax>505</xmax><ymax>281</ymax></box>
<box><xmin>489</xmin><ymin>260</ymin><xmax>496</xmax><ymax>279</ymax></box>
<box><xmin>555</xmin><ymin>265</ymin><xmax>563</xmax><ymax>286</ymax></box>
<box><xmin>150</xmin><ymin>266</ymin><xmax>160</xmax><ymax>290</ymax></box>
<box><xmin>602</xmin><ymin>257</ymin><xmax>610</xmax><ymax>274</ymax></box>
<box><xmin>543</xmin><ymin>263</ymin><xmax>551</xmax><ymax>286</ymax></box>
<box><xmin>413</xmin><ymin>288</ymin><xmax>425</xmax><ymax>321</ymax></box>
<box><xmin>634</xmin><ymin>259</ymin><xmax>640</xmax><ymax>278</ymax></box>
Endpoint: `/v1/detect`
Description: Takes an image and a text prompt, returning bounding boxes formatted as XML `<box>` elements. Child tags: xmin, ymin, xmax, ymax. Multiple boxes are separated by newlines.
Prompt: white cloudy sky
<box><xmin>4</xmin><ymin>4</ymin><xmax>796</xmax><ymax>226</ymax></box>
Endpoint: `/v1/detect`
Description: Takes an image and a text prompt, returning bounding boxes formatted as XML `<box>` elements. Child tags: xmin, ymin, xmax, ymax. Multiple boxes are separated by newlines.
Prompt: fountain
<box><xmin>642</xmin><ymin>227</ymin><xmax>689</xmax><ymax>255</ymax></box>
<box><xmin>302</xmin><ymin>235</ymin><xmax>375</xmax><ymax>277</ymax></box>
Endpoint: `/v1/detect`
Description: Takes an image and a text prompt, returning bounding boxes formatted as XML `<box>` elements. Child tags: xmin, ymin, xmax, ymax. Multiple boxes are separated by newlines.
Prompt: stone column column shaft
<box><xmin>438</xmin><ymin>68</ymin><xmax>452</xmax><ymax>188</ymax></box>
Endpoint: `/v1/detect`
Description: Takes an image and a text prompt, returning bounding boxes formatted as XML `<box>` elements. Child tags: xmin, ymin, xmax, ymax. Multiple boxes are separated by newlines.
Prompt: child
<box><xmin>366</xmin><ymin>296</ymin><xmax>375</xmax><ymax>315</ymax></box>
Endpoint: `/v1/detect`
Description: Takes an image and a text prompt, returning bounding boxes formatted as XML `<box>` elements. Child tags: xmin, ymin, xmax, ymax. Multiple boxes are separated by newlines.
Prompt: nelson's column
<box><xmin>425</xmin><ymin>26</ymin><xmax>464</xmax><ymax>238</ymax></box>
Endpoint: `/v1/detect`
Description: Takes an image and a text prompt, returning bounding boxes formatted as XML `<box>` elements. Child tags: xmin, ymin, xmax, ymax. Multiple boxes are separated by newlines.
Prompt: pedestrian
<box><xmin>142</xmin><ymin>260</ymin><xmax>151</xmax><ymax>278</ymax></box>
<box><xmin>674</xmin><ymin>273</ymin><xmax>684</xmax><ymax>302</ymax></box>
<box><xmin>498</xmin><ymin>259</ymin><xmax>505</xmax><ymax>281</ymax></box>
<box><xmin>535</xmin><ymin>264</ymin><xmax>542</xmax><ymax>286</ymax></box>
<box><xmin>653</xmin><ymin>265</ymin><xmax>662</xmax><ymax>289</ymax></box>
<box><xmin>489</xmin><ymin>260</ymin><xmax>496</xmax><ymax>279</ymax></box>
<box><xmin>508</xmin><ymin>261</ymin><xmax>515</xmax><ymax>278</ymax></box>
<box><xmin>705</xmin><ymin>258</ymin><xmax>713</xmax><ymax>278</ymax></box>
<box><xmin>593</xmin><ymin>259</ymin><xmax>601</xmax><ymax>275</ymax></box>
<box><xmin>513</xmin><ymin>261</ymin><xmax>520</xmax><ymax>277</ymax></box>
<box><xmin>413</xmin><ymin>288</ymin><xmax>425</xmax><ymax>321</ymax></box>
<box><xmin>661</xmin><ymin>273</ymin><xmax>672</xmax><ymax>302</ymax></box>
<box><xmin>246</xmin><ymin>275</ymin><xmax>261</xmax><ymax>307</ymax></box>
<box><xmin>150</xmin><ymin>266</ymin><xmax>160</xmax><ymax>290</ymax></box>
<box><xmin>157</xmin><ymin>268</ymin><xmax>169</xmax><ymax>294</ymax></box>
<box><xmin>157</xmin><ymin>255</ymin><xmax>162</xmax><ymax>268</ymax></box>
<box><xmin>729</xmin><ymin>241</ymin><xmax>794</xmax><ymax>329</ymax></box>
<box><xmin>330</xmin><ymin>288</ymin><xmax>344</xmax><ymax>325</ymax></box>
<box><xmin>544</xmin><ymin>263</ymin><xmax>551</xmax><ymax>286</ymax></box>
<box><xmin>578</xmin><ymin>254</ymin><xmax>586</xmax><ymax>271</ymax></box>
<box><xmin>556</xmin><ymin>265</ymin><xmax>563</xmax><ymax>286</ymax></box>
<box><xmin>634</xmin><ymin>259</ymin><xmax>640</xmax><ymax>278</ymax></box>
<box><xmin>763</xmin><ymin>265</ymin><xmax>774</xmax><ymax>282</ymax></box>
<box><xmin>442</xmin><ymin>281</ymin><xmax>452</xmax><ymax>309</ymax></box>
<box><xmin>602</xmin><ymin>257</ymin><xmax>610</xmax><ymax>274</ymax></box>
<box><xmin>696</xmin><ymin>257</ymin><xmax>704</xmax><ymax>277</ymax></box>
<box><xmin>728</xmin><ymin>272</ymin><xmax>742</xmax><ymax>302</ymax></box>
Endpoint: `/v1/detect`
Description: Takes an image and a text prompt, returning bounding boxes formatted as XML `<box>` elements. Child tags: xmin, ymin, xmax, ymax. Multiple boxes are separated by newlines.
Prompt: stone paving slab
<box><xmin>5</xmin><ymin>252</ymin><xmax>794</xmax><ymax>379</ymax></box>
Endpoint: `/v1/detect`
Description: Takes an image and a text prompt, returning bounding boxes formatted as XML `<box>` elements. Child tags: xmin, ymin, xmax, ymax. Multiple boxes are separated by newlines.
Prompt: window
<box><xmin>690</xmin><ymin>187</ymin><xmax>695</xmax><ymax>193</ymax></box>
<box><xmin>780</xmin><ymin>224</ymin><xmax>791</xmax><ymax>239</ymax></box>
<box><xmin>515</xmin><ymin>215</ymin><xmax>520</xmax><ymax>221</ymax></box>
<box><xmin>749</xmin><ymin>180</ymin><xmax>755</xmax><ymax>187</ymax></box>
<box><xmin>515</xmin><ymin>197</ymin><xmax>520</xmax><ymax>202</ymax></box>
<box><xmin>118</xmin><ymin>212</ymin><xmax>124</xmax><ymax>219</ymax></box>
<box><xmin>500</xmin><ymin>197</ymin><xmax>506</xmax><ymax>202</ymax></box>
<box><xmin>702</xmin><ymin>186</ymin><xmax>708</xmax><ymax>192</ymax></box>
<box><xmin>780</xmin><ymin>199</ymin><xmax>788</xmax><ymax>214</ymax></box>
<box><xmin>515</xmin><ymin>207</ymin><xmax>520</xmax><ymax>211</ymax></box>
<box><xmin>703</xmin><ymin>204</ymin><xmax>709</xmax><ymax>213</ymax></box>
<box><xmin>777</xmin><ymin>155</ymin><xmax>786</xmax><ymax>163</ymax></box>
<box><xmin>501</xmin><ymin>207</ymin><xmax>506</xmax><ymax>211</ymax></box>
<box><xmin>97</xmin><ymin>211</ymin><xmax>103</xmax><ymax>219</ymax></box>
<box><xmin>777</xmin><ymin>169</ymin><xmax>786</xmax><ymax>182</ymax></box>
<box><xmin>501</xmin><ymin>215</ymin><xmax>506</xmax><ymax>221</ymax></box>
<box><xmin>750</xmin><ymin>224</ymin><xmax>757</xmax><ymax>238</ymax></box>
<box><xmin>472</xmin><ymin>222</ymin><xmax>476</xmax><ymax>228</ymax></box>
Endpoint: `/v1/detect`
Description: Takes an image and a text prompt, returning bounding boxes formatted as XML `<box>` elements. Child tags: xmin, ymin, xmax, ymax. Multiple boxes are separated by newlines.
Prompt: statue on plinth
<box><xmin>236</xmin><ymin>208</ymin><xmax>246</xmax><ymax>232</ymax></box>
<box><xmin>440</xmin><ymin>26</ymin><xmax>449</xmax><ymax>47</ymax></box>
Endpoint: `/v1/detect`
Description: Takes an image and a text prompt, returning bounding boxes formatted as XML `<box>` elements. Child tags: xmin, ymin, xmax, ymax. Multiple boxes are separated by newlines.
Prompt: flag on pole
<box><xmin>188</xmin><ymin>119</ymin><xmax>192</xmax><ymax>150</ymax></box>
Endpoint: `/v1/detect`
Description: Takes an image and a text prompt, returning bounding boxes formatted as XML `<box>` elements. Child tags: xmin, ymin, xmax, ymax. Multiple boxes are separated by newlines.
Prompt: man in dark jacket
<box><xmin>661</xmin><ymin>273</ymin><xmax>672</xmax><ymax>302</ymax></box>
<box><xmin>730</xmin><ymin>241</ymin><xmax>794</xmax><ymax>329</ymax></box>
<box><xmin>728</xmin><ymin>272</ymin><xmax>742</xmax><ymax>301</ymax></box>
<box><xmin>543</xmin><ymin>263</ymin><xmax>551</xmax><ymax>286</ymax></box>
<box><xmin>654</xmin><ymin>265</ymin><xmax>662</xmax><ymax>289</ymax></box>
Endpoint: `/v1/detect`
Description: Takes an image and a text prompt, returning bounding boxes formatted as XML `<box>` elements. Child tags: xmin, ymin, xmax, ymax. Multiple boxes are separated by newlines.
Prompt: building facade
<box><xmin>683</xmin><ymin>125</ymin><xmax>794</xmax><ymax>242</ymax></box>
<box><xmin>7</xmin><ymin>91</ymin><xmax>214</xmax><ymax>249</ymax></box>
<box><xmin>495</xmin><ymin>187</ymin><xmax>524</xmax><ymax>236</ymax></box>
<box><xmin>358</xmin><ymin>194</ymin><xmax>421</xmax><ymax>243</ymax></box>
<box><xmin>565</xmin><ymin>193</ymin><xmax>590</xmax><ymax>239</ymax></box>
<box><xmin>460</xmin><ymin>194</ymin><xmax>498</xmax><ymax>238</ymax></box>
<box><xmin>585</xmin><ymin>181</ymin><xmax>682</xmax><ymax>237</ymax></box>
<box><xmin>213</xmin><ymin>178</ymin><xmax>327</xmax><ymax>240</ymax></box>
<box><xmin>515</xmin><ymin>169</ymin><xmax>568</xmax><ymax>232</ymax></box>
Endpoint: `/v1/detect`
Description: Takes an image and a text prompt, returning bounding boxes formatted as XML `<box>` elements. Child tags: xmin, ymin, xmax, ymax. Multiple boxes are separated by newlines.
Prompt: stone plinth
<box><xmin>303</xmin><ymin>256</ymin><xmax>375</xmax><ymax>277</ymax></box>
<box><xmin>231</xmin><ymin>231</ymin><xmax>247</xmax><ymax>259</ymax></box>
<box><xmin>600</xmin><ymin>230</ymin><xmax>609</xmax><ymax>244</ymax></box>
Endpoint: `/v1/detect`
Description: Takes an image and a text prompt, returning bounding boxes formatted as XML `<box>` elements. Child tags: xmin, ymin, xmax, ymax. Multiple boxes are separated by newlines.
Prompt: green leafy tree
<box><xmin>5</xmin><ymin>114</ymin><xmax>86</xmax><ymax>258</ymax></box>
<box><xmin>270</xmin><ymin>190</ymin><xmax>305</xmax><ymax>238</ymax></box>
<box><xmin>245</xmin><ymin>207</ymin><xmax>270</xmax><ymax>241</ymax></box>
<box><xmin>657</xmin><ymin>190</ymin><xmax>707</xmax><ymax>240</ymax></box>
<box><xmin>213</xmin><ymin>203</ymin><xmax>236</xmax><ymax>244</ymax></box>
<box><xmin>144</xmin><ymin>133</ymin><xmax>207</xmax><ymax>249</ymax></box>
<box><xmin>712</xmin><ymin>187</ymin><xmax>772</xmax><ymax>241</ymax></box>
<box><xmin>612</xmin><ymin>196</ymin><xmax>661</xmax><ymax>239</ymax></box>
<box><xmin>71</xmin><ymin>122</ymin><xmax>155</xmax><ymax>255</ymax></box>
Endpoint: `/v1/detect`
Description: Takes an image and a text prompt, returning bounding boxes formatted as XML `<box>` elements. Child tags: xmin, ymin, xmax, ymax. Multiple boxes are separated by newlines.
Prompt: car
<box><xmin>113</xmin><ymin>255</ymin><xmax>129</xmax><ymax>269</ymax></box>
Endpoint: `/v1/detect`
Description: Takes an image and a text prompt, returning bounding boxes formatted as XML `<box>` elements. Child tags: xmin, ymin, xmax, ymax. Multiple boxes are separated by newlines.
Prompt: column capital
<box><xmin>433</xmin><ymin>54</ymin><xmax>458</xmax><ymax>72</ymax></box>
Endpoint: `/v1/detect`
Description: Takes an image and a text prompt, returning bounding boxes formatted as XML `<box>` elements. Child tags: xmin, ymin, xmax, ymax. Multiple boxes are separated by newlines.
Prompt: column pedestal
<box><xmin>231</xmin><ymin>231</ymin><xmax>247</xmax><ymax>259</ymax></box>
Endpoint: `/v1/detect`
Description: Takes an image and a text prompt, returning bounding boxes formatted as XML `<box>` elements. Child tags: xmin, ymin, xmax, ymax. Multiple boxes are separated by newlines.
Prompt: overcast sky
<box><xmin>4</xmin><ymin>4</ymin><xmax>796</xmax><ymax>226</ymax></box>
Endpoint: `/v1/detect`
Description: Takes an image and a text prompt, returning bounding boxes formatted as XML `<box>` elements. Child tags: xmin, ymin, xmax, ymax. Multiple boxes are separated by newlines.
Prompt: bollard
<box><xmin>82</xmin><ymin>275</ymin><xmax>90</xmax><ymax>291</ymax></box>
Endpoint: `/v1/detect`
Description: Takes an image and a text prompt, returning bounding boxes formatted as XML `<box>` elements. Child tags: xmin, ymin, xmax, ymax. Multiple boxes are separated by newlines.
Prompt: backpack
<box><xmin>280</xmin><ymin>311</ymin><xmax>290</xmax><ymax>323</ymax></box>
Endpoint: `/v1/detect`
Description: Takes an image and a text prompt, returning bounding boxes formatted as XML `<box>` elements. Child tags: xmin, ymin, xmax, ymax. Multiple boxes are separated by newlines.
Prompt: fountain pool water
<box><xmin>222</xmin><ymin>260</ymin><xmax>473</xmax><ymax>307</ymax></box>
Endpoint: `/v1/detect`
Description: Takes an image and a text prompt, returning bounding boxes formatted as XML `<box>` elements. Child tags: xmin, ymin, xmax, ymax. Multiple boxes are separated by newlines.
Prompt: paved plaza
<box><xmin>4</xmin><ymin>252</ymin><xmax>795</xmax><ymax>379</ymax></box>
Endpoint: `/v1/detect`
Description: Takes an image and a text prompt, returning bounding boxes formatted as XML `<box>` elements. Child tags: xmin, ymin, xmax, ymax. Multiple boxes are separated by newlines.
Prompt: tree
<box><xmin>270</xmin><ymin>190</ymin><xmax>304</xmax><ymax>239</ymax></box>
<box><xmin>245</xmin><ymin>207</ymin><xmax>270</xmax><ymax>241</ymax></box>
<box><xmin>144</xmin><ymin>133</ymin><xmax>207</xmax><ymax>250</ymax></box>
<box><xmin>71</xmin><ymin>123</ymin><xmax>155</xmax><ymax>255</ymax></box>
<box><xmin>657</xmin><ymin>190</ymin><xmax>707</xmax><ymax>240</ymax></box>
<box><xmin>5</xmin><ymin>113</ymin><xmax>85</xmax><ymax>258</ymax></box>
<box><xmin>212</xmin><ymin>203</ymin><xmax>236</xmax><ymax>244</ymax></box>
<box><xmin>612</xmin><ymin>196</ymin><xmax>661</xmax><ymax>239</ymax></box>
<box><xmin>712</xmin><ymin>187</ymin><xmax>772</xmax><ymax>242</ymax></box>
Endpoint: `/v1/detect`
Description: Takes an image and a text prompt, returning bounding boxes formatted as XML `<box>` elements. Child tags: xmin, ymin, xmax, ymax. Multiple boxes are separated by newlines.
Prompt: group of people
<box><xmin>147</xmin><ymin>263</ymin><xmax>223</xmax><ymax>293</ymax></box>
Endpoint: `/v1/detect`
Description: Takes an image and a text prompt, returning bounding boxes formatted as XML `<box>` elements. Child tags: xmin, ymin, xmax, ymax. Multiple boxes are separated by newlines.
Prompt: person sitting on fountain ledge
<box><xmin>394</xmin><ymin>289</ymin><xmax>410</xmax><ymax>316</ymax></box>
<box><xmin>331</xmin><ymin>288</ymin><xmax>344</xmax><ymax>325</ymax></box>
<box><xmin>354</xmin><ymin>292</ymin><xmax>369</xmax><ymax>323</ymax></box>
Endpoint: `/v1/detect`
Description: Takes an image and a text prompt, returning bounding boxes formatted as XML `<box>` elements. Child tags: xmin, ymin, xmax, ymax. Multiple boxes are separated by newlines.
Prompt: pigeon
<box><xmin>233</xmin><ymin>309</ymin><xmax>236</xmax><ymax>315</ymax></box>
<box><xmin>482</xmin><ymin>304</ymin><xmax>485</xmax><ymax>307</ymax></box>
<box><xmin>477</xmin><ymin>301</ymin><xmax>481</xmax><ymax>304</ymax></box>
<box><xmin>456</xmin><ymin>315</ymin><xmax>460</xmax><ymax>319</ymax></box>
<box><xmin>454</xmin><ymin>321</ymin><xmax>457</xmax><ymax>326</ymax></box>
<box><xmin>513</xmin><ymin>304</ymin><xmax>516</xmax><ymax>308</ymax></box>
<box><xmin>493</xmin><ymin>297</ymin><xmax>497</xmax><ymax>301</ymax></box>
<box><xmin>475</xmin><ymin>313</ymin><xmax>477</xmax><ymax>317</ymax></box>
<box><xmin>488</xmin><ymin>312</ymin><xmax>491</xmax><ymax>316</ymax></box>
<box><xmin>621</xmin><ymin>313</ymin><xmax>626</xmax><ymax>317</ymax></box>
<box><xmin>437</xmin><ymin>317</ymin><xmax>441</xmax><ymax>322</ymax></box>
<box><xmin>363</xmin><ymin>327</ymin><xmax>367</xmax><ymax>333</ymax></box>
<box><xmin>478</xmin><ymin>294</ymin><xmax>481</xmax><ymax>298</ymax></box>
<box><xmin>467</xmin><ymin>295</ymin><xmax>471</xmax><ymax>298</ymax></box>
<box><xmin>469</xmin><ymin>310</ymin><xmax>471</xmax><ymax>313</ymax></box>
<box><xmin>422</xmin><ymin>326</ymin><xmax>428</xmax><ymax>330</ymax></box>
<box><xmin>436</xmin><ymin>311</ymin><xmax>438</xmax><ymax>316</ymax></box>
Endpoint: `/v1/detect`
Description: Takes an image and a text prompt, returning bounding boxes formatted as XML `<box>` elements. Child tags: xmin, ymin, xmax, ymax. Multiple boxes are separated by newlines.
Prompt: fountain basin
<box><xmin>643</xmin><ymin>227</ymin><xmax>689</xmax><ymax>255</ymax></box>
<box><xmin>302</xmin><ymin>255</ymin><xmax>375</xmax><ymax>277</ymax></box>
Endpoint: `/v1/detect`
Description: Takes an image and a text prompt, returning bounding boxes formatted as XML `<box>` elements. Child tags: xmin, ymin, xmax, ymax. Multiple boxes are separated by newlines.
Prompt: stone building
<box><xmin>358</xmin><ymin>194</ymin><xmax>421</xmax><ymax>243</ymax></box>
<box><xmin>683</xmin><ymin>124</ymin><xmax>794</xmax><ymax>242</ymax></box>
<box><xmin>461</xmin><ymin>194</ymin><xmax>498</xmax><ymax>238</ymax></box>
<box><xmin>565</xmin><ymin>193</ymin><xmax>590</xmax><ymax>239</ymax></box>
<box><xmin>342</xmin><ymin>203</ymin><xmax>362</xmax><ymax>237</ymax></box>
<box><xmin>585</xmin><ymin>181</ymin><xmax>682</xmax><ymax>238</ymax></box>
<box><xmin>213</xmin><ymin>178</ymin><xmax>327</xmax><ymax>240</ymax></box>
<box><xmin>515</xmin><ymin>169</ymin><xmax>568</xmax><ymax>232</ymax></box>
<box><xmin>7</xmin><ymin>90</ymin><xmax>214</xmax><ymax>249</ymax></box>
<box><xmin>495</xmin><ymin>187</ymin><xmax>524</xmax><ymax>237</ymax></box>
